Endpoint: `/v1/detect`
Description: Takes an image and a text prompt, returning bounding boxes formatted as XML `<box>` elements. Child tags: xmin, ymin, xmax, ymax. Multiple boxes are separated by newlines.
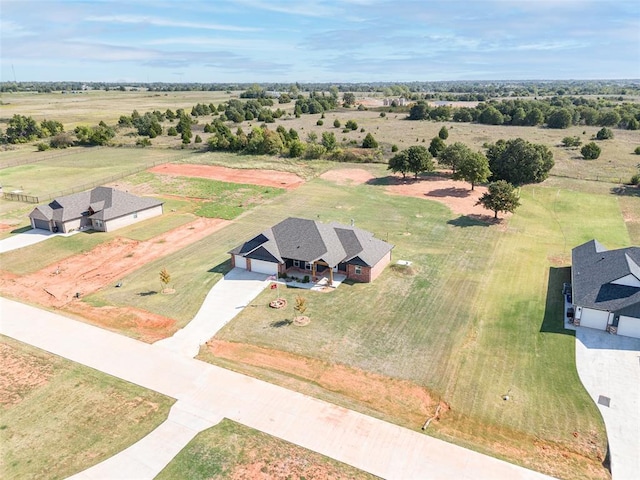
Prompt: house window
<box><xmin>293</xmin><ymin>260</ymin><xmax>300</xmax><ymax>268</ymax></box>
<box><xmin>354</xmin><ymin>265</ymin><xmax>362</xmax><ymax>275</ymax></box>
<box><xmin>305</xmin><ymin>262</ymin><xmax>312</xmax><ymax>271</ymax></box>
<box><xmin>94</xmin><ymin>220</ymin><xmax>103</xmax><ymax>228</ymax></box>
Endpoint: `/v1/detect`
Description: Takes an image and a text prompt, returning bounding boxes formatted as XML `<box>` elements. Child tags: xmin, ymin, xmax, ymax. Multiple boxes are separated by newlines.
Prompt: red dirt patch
<box><xmin>206</xmin><ymin>340</ymin><xmax>447</xmax><ymax>428</ymax></box>
<box><xmin>320</xmin><ymin>168</ymin><xmax>501</xmax><ymax>219</ymax></box>
<box><xmin>148</xmin><ymin>164</ymin><xmax>304</xmax><ymax>190</ymax></box>
<box><xmin>0</xmin><ymin>217</ymin><xmax>229</xmax><ymax>341</ymax></box>
<box><xmin>319</xmin><ymin>168</ymin><xmax>375</xmax><ymax>186</ymax></box>
<box><xmin>0</xmin><ymin>342</ymin><xmax>54</xmax><ymax>406</ymax></box>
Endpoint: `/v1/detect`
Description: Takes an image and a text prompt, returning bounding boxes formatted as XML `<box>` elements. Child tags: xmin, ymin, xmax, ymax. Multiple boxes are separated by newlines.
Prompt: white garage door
<box><xmin>617</xmin><ymin>316</ymin><xmax>640</xmax><ymax>339</ymax></box>
<box><xmin>234</xmin><ymin>255</ymin><xmax>247</xmax><ymax>270</ymax></box>
<box><xmin>250</xmin><ymin>259</ymin><xmax>279</xmax><ymax>275</ymax></box>
<box><xmin>579</xmin><ymin>308</ymin><xmax>609</xmax><ymax>331</ymax></box>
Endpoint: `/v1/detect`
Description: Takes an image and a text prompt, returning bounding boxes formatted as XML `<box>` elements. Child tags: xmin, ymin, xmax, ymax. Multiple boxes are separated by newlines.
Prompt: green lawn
<box><xmin>125</xmin><ymin>171</ymin><xmax>285</xmax><ymax>220</ymax></box>
<box><xmin>0</xmin><ymin>336</ymin><xmax>173</xmax><ymax>480</ymax></box>
<box><xmin>156</xmin><ymin>419</ymin><xmax>376</xmax><ymax>480</ymax></box>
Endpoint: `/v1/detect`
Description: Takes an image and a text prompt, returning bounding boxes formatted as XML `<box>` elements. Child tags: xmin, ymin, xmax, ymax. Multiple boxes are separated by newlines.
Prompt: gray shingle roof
<box><xmin>29</xmin><ymin>187</ymin><xmax>163</xmax><ymax>223</ymax></box>
<box><xmin>230</xmin><ymin>217</ymin><xmax>394</xmax><ymax>267</ymax></box>
<box><xmin>572</xmin><ymin>239</ymin><xmax>640</xmax><ymax>317</ymax></box>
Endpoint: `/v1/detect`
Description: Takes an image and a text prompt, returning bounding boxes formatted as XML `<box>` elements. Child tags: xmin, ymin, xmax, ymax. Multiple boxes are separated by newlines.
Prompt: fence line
<box><xmin>1</xmin><ymin>154</ymin><xmax>184</xmax><ymax>205</ymax></box>
<box><xmin>0</xmin><ymin>146</ymin><xmax>105</xmax><ymax>169</ymax></box>
<box><xmin>549</xmin><ymin>173</ymin><xmax>624</xmax><ymax>184</ymax></box>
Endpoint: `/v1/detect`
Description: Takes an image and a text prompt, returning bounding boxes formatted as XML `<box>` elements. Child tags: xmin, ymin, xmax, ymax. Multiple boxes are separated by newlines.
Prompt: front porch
<box><xmin>277</xmin><ymin>270</ymin><xmax>347</xmax><ymax>292</ymax></box>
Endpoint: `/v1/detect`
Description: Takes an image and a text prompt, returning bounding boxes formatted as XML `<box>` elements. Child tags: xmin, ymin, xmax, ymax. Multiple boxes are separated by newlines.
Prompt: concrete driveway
<box><xmin>0</xmin><ymin>297</ymin><xmax>555</xmax><ymax>480</ymax></box>
<box><xmin>0</xmin><ymin>228</ymin><xmax>77</xmax><ymax>254</ymax></box>
<box><xmin>154</xmin><ymin>268</ymin><xmax>269</xmax><ymax>357</ymax></box>
<box><xmin>575</xmin><ymin>327</ymin><xmax>640</xmax><ymax>480</ymax></box>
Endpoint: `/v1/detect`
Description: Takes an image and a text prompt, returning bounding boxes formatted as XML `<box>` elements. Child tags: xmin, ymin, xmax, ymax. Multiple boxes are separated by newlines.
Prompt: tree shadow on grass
<box><xmin>611</xmin><ymin>185</ymin><xmax>640</xmax><ymax>197</ymax></box>
<box><xmin>447</xmin><ymin>215</ymin><xmax>492</xmax><ymax>228</ymax></box>
<box><xmin>208</xmin><ymin>258</ymin><xmax>232</xmax><ymax>275</ymax></box>
<box><xmin>138</xmin><ymin>291</ymin><xmax>158</xmax><ymax>297</ymax></box>
<box><xmin>270</xmin><ymin>319</ymin><xmax>293</xmax><ymax>328</ymax></box>
<box><xmin>540</xmin><ymin>266</ymin><xmax>574</xmax><ymax>335</ymax></box>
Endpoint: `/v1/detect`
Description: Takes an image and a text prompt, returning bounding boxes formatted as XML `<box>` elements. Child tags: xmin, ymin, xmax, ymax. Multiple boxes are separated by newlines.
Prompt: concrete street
<box><xmin>1</xmin><ymin>297</ymin><xmax>555</xmax><ymax>480</ymax></box>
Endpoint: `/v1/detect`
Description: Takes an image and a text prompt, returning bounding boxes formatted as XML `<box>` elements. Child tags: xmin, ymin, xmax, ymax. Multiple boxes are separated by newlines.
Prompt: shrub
<box><xmin>634</xmin><ymin>146</ymin><xmax>640</xmax><ymax>155</ymax></box>
<box><xmin>379</xmin><ymin>112</ymin><xmax>386</xmax><ymax>117</ymax></box>
<box><xmin>561</xmin><ymin>136</ymin><xmax>582</xmax><ymax>148</ymax></box>
<box><xmin>303</xmin><ymin>143</ymin><xmax>326</xmax><ymax>159</ymax></box>
<box><xmin>194</xmin><ymin>135</ymin><xmax>202</xmax><ymax>143</ymax></box>
<box><xmin>391</xmin><ymin>144</ymin><xmax>398</xmax><ymax>152</ymax></box>
<box><xmin>316</xmin><ymin>119</ymin><xmax>324</xmax><ymax>126</ymax></box>
<box><xmin>136</xmin><ymin>138</ymin><xmax>152</xmax><ymax>147</ymax></box>
<box><xmin>333</xmin><ymin>119</ymin><xmax>341</xmax><ymax>128</ymax></box>
<box><xmin>167</xmin><ymin>126</ymin><xmax>178</xmax><ymax>136</ymax></box>
<box><xmin>630</xmin><ymin>173</ymin><xmax>640</xmax><ymax>186</ymax></box>
<box><xmin>303</xmin><ymin>275</ymin><xmax>310</xmax><ymax>283</ymax></box>
<box><xmin>50</xmin><ymin>132</ymin><xmax>74</xmax><ymax>149</ymax></box>
<box><xmin>345</xmin><ymin>120</ymin><xmax>358</xmax><ymax>130</ymax></box>
<box><xmin>36</xmin><ymin>142</ymin><xmax>50</xmax><ymax>151</ymax></box>
<box><xmin>362</xmin><ymin>133</ymin><xmax>378</xmax><ymax>148</ymax></box>
<box><xmin>581</xmin><ymin>142</ymin><xmax>601</xmax><ymax>160</ymax></box>
<box><xmin>596</xmin><ymin>127</ymin><xmax>614</xmax><ymax>140</ymax></box>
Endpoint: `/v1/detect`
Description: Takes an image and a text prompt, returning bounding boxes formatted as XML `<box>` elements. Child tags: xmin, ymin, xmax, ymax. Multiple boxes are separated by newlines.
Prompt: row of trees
<box><xmin>408</xmin><ymin>97</ymin><xmax>640</xmax><ymax>130</ymax></box>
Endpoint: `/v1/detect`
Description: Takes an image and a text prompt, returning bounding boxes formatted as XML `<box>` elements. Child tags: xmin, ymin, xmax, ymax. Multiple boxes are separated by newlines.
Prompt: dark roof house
<box><xmin>571</xmin><ymin>239</ymin><xmax>640</xmax><ymax>338</ymax></box>
<box><xmin>29</xmin><ymin>187</ymin><xmax>163</xmax><ymax>233</ymax></box>
<box><xmin>230</xmin><ymin>217</ymin><xmax>394</xmax><ymax>283</ymax></box>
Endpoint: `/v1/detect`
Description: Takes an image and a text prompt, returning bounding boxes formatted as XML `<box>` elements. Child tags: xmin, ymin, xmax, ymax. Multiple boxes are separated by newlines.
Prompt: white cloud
<box><xmin>85</xmin><ymin>14</ymin><xmax>261</xmax><ymax>32</ymax></box>
<box><xmin>0</xmin><ymin>19</ymin><xmax>35</xmax><ymax>38</ymax></box>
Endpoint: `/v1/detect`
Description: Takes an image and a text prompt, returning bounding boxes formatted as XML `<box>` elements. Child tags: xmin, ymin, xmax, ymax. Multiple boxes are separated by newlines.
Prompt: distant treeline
<box><xmin>407</xmin><ymin>97</ymin><xmax>640</xmax><ymax>130</ymax></box>
<box><xmin>2</xmin><ymin>80</ymin><xmax>639</xmax><ymax>98</ymax></box>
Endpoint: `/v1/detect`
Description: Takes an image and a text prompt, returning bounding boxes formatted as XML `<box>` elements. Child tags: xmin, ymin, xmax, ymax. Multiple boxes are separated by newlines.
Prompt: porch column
<box><xmin>311</xmin><ymin>262</ymin><xmax>316</xmax><ymax>279</ymax></box>
<box><xmin>329</xmin><ymin>268</ymin><xmax>334</xmax><ymax>286</ymax></box>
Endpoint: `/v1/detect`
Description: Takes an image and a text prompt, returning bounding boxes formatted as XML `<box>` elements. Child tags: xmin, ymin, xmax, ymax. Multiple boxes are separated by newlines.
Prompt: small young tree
<box><xmin>294</xmin><ymin>295</ymin><xmax>308</xmax><ymax>321</ymax></box>
<box><xmin>159</xmin><ymin>267</ymin><xmax>171</xmax><ymax>292</ymax></box>
<box><xmin>428</xmin><ymin>136</ymin><xmax>446</xmax><ymax>158</ymax></box>
<box><xmin>476</xmin><ymin>180</ymin><xmax>520</xmax><ymax>219</ymax></box>
<box><xmin>438</xmin><ymin>126</ymin><xmax>449</xmax><ymax>140</ymax></box>
<box><xmin>453</xmin><ymin>151</ymin><xmax>491</xmax><ymax>190</ymax></box>
<box><xmin>581</xmin><ymin>142</ymin><xmax>601</xmax><ymax>160</ymax></box>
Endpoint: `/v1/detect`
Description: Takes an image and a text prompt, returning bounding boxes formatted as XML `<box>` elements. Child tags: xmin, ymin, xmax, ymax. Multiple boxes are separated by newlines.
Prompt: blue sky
<box><xmin>1</xmin><ymin>0</ymin><xmax>639</xmax><ymax>83</ymax></box>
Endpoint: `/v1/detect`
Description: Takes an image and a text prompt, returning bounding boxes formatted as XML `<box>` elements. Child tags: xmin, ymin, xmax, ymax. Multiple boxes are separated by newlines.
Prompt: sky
<box><xmin>1</xmin><ymin>0</ymin><xmax>639</xmax><ymax>83</ymax></box>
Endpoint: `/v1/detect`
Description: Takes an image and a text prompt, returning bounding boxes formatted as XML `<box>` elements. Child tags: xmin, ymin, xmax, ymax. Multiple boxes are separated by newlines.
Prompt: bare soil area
<box><xmin>148</xmin><ymin>163</ymin><xmax>305</xmax><ymax>190</ymax></box>
<box><xmin>206</xmin><ymin>340</ymin><xmax>447</xmax><ymax>428</ymax></box>
<box><xmin>0</xmin><ymin>342</ymin><xmax>53</xmax><ymax>406</ymax></box>
<box><xmin>321</xmin><ymin>168</ymin><xmax>498</xmax><ymax>219</ymax></box>
<box><xmin>0</xmin><ymin>217</ymin><xmax>230</xmax><ymax>341</ymax></box>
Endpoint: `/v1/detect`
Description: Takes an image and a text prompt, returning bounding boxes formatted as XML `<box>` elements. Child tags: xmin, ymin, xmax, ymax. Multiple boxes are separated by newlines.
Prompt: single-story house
<box><xmin>571</xmin><ymin>239</ymin><xmax>640</xmax><ymax>339</ymax></box>
<box><xmin>229</xmin><ymin>217</ymin><xmax>394</xmax><ymax>283</ymax></box>
<box><xmin>29</xmin><ymin>186</ymin><xmax>163</xmax><ymax>233</ymax></box>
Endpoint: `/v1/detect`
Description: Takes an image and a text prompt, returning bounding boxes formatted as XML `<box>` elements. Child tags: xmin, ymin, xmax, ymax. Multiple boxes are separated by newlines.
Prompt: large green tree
<box><xmin>387</xmin><ymin>151</ymin><xmax>410</xmax><ymax>179</ymax></box>
<box><xmin>476</xmin><ymin>180</ymin><xmax>521</xmax><ymax>219</ymax></box>
<box><xmin>439</xmin><ymin>142</ymin><xmax>472</xmax><ymax>174</ymax></box>
<box><xmin>405</xmin><ymin>145</ymin><xmax>434</xmax><ymax>179</ymax></box>
<box><xmin>342</xmin><ymin>92</ymin><xmax>356</xmax><ymax>107</ymax></box>
<box><xmin>6</xmin><ymin>114</ymin><xmax>42</xmax><ymax>143</ymax></box>
<box><xmin>485</xmin><ymin>138</ymin><xmax>554</xmax><ymax>185</ymax></box>
<box><xmin>453</xmin><ymin>151</ymin><xmax>491</xmax><ymax>190</ymax></box>
<box><xmin>546</xmin><ymin>108</ymin><xmax>573</xmax><ymax>129</ymax></box>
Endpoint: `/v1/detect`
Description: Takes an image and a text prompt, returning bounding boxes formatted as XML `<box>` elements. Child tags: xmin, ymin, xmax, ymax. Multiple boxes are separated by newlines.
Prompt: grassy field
<box><xmin>125</xmin><ymin>171</ymin><xmax>285</xmax><ymax>219</ymax></box>
<box><xmin>0</xmin><ymin>147</ymin><xmax>191</xmax><ymax>199</ymax></box>
<box><xmin>0</xmin><ymin>336</ymin><xmax>173</xmax><ymax>480</ymax></box>
<box><xmin>156</xmin><ymin>419</ymin><xmax>377</xmax><ymax>480</ymax></box>
<box><xmin>0</xmin><ymin>90</ymin><xmax>236</xmax><ymax>128</ymax></box>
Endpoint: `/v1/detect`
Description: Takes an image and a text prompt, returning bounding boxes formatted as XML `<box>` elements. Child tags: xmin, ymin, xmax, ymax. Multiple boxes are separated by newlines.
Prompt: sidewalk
<box><xmin>0</xmin><ymin>297</ymin><xmax>555</xmax><ymax>480</ymax></box>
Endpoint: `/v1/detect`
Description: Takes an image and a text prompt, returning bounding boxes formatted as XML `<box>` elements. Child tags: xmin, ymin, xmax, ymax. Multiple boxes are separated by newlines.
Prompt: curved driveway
<box><xmin>0</xmin><ymin>297</ymin><xmax>555</xmax><ymax>480</ymax></box>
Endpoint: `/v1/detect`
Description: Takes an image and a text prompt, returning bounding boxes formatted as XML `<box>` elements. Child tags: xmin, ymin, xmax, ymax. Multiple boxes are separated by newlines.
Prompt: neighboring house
<box><xmin>29</xmin><ymin>187</ymin><xmax>163</xmax><ymax>234</ymax></box>
<box><xmin>229</xmin><ymin>217</ymin><xmax>394</xmax><ymax>283</ymax></box>
<box><xmin>571</xmin><ymin>239</ymin><xmax>640</xmax><ymax>339</ymax></box>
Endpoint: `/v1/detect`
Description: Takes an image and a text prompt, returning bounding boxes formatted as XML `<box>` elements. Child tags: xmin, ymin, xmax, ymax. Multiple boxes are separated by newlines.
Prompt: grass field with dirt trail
<box><xmin>156</xmin><ymin>419</ymin><xmax>377</xmax><ymax>480</ymax></box>
<box><xmin>0</xmin><ymin>336</ymin><xmax>173</xmax><ymax>480</ymax></box>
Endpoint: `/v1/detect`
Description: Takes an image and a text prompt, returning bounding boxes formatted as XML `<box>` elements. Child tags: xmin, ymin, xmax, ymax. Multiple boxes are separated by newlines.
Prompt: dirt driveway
<box><xmin>148</xmin><ymin>163</ymin><xmax>305</xmax><ymax>190</ymax></box>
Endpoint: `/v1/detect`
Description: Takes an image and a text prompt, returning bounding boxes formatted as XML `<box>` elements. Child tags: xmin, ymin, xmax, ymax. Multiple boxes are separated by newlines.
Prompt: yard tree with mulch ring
<box><xmin>159</xmin><ymin>267</ymin><xmax>171</xmax><ymax>293</ymax></box>
<box><xmin>476</xmin><ymin>180</ymin><xmax>521</xmax><ymax>219</ymax></box>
